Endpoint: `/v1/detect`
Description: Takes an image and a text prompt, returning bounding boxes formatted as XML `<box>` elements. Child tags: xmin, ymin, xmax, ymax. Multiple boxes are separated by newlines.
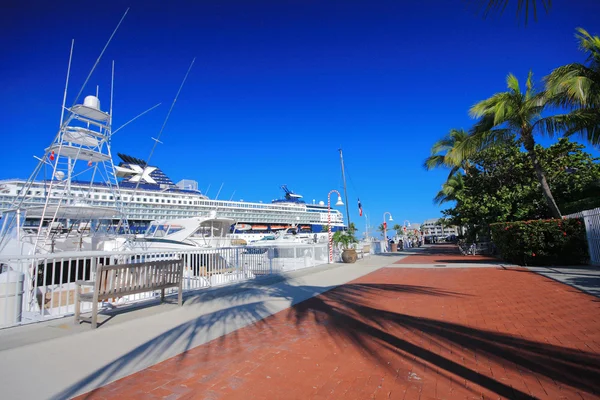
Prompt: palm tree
<box><xmin>433</xmin><ymin>173</ymin><xmax>465</xmax><ymax>205</ymax></box>
<box><xmin>377</xmin><ymin>223</ymin><xmax>386</xmax><ymax>239</ymax></box>
<box><xmin>545</xmin><ymin>28</ymin><xmax>600</xmax><ymax>144</ymax></box>
<box><xmin>348</xmin><ymin>222</ymin><xmax>358</xmax><ymax>234</ymax></box>
<box><xmin>392</xmin><ymin>224</ymin><xmax>402</xmax><ymax>237</ymax></box>
<box><xmin>424</xmin><ymin>129</ymin><xmax>472</xmax><ymax>179</ymax></box>
<box><xmin>467</xmin><ymin>71</ymin><xmax>565</xmax><ymax>218</ymax></box>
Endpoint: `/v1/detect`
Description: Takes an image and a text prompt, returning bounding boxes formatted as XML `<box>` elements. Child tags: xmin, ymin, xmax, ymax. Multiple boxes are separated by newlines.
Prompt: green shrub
<box><xmin>490</xmin><ymin>218</ymin><xmax>588</xmax><ymax>266</ymax></box>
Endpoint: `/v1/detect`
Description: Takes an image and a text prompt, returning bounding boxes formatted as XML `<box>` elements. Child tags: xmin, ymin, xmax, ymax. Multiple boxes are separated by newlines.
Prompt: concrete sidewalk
<box><xmin>526</xmin><ymin>265</ymin><xmax>600</xmax><ymax>297</ymax></box>
<box><xmin>0</xmin><ymin>254</ymin><xmax>401</xmax><ymax>400</ymax></box>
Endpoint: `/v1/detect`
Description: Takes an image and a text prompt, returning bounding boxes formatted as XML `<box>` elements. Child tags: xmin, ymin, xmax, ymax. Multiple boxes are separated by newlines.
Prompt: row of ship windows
<box><xmin>19</xmin><ymin>192</ymin><xmax>201</xmax><ymax>205</ymax></box>
<box><xmin>12</xmin><ymin>192</ymin><xmax>338</xmax><ymax>214</ymax></box>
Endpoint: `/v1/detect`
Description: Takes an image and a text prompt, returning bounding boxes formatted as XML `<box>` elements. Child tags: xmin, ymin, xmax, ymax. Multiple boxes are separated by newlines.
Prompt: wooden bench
<box><xmin>74</xmin><ymin>258</ymin><xmax>184</xmax><ymax>329</ymax></box>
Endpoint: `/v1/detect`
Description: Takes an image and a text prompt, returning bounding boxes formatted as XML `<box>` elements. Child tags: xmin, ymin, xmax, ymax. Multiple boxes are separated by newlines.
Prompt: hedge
<box><xmin>489</xmin><ymin>218</ymin><xmax>588</xmax><ymax>266</ymax></box>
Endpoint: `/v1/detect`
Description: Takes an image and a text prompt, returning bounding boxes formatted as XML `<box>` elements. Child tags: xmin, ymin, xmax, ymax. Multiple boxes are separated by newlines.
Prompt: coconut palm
<box><xmin>466</xmin><ymin>71</ymin><xmax>566</xmax><ymax>218</ymax></box>
<box><xmin>433</xmin><ymin>173</ymin><xmax>465</xmax><ymax>205</ymax></box>
<box><xmin>392</xmin><ymin>224</ymin><xmax>402</xmax><ymax>237</ymax></box>
<box><xmin>424</xmin><ymin>129</ymin><xmax>472</xmax><ymax>179</ymax></box>
<box><xmin>545</xmin><ymin>28</ymin><xmax>600</xmax><ymax>144</ymax></box>
<box><xmin>377</xmin><ymin>223</ymin><xmax>386</xmax><ymax>239</ymax></box>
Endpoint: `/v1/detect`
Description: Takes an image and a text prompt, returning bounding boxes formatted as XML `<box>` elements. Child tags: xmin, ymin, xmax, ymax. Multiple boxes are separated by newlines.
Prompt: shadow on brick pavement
<box><xmin>67</xmin><ymin>266</ymin><xmax>600</xmax><ymax>400</ymax></box>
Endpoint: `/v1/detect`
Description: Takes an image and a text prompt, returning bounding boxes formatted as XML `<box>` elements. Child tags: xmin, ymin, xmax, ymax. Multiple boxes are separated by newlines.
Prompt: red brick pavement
<box><xmin>396</xmin><ymin>244</ymin><xmax>501</xmax><ymax>264</ymax></box>
<box><xmin>77</xmin><ymin>264</ymin><xmax>600</xmax><ymax>399</ymax></box>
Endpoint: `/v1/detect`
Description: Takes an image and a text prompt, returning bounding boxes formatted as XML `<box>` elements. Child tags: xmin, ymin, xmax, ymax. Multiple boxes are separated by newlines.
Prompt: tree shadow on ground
<box><xmin>56</xmin><ymin>281</ymin><xmax>459</xmax><ymax>399</ymax></box>
<box><xmin>60</xmin><ymin>272</ymin><xmax>599</xmax><ymax>400</ymax></box>
<box><xmin>288</xmin><ymin>282</ymin><xmax>600</xmax><ymax>398</ymax></box>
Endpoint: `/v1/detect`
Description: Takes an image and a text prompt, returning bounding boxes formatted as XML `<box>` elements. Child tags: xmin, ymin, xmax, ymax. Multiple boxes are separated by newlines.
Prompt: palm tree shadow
<box><xmin>56</xmin><ymin>279</ymin><xmax>598</xmax><ymax>399</ymax></box>
<box><xmin>288</xmin><ymin>284</ymin><xmax>600</xmax><ymax>398</ymax></box>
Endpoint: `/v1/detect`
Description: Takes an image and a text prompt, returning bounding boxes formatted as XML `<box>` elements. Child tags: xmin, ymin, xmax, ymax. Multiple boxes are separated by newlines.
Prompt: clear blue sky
<box><xmin>1</xmin><ymin>1</ymin><xmax>599</xmax><ymax>234</ymax></box>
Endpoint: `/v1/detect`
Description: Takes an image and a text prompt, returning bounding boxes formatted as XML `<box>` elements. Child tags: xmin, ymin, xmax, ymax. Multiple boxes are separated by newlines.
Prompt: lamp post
<box><xmin>383</xmin><ymin>212</ymin><xmax>393</xmax><ymax>252</ymax></box>
<box><xmin>328</xmin><ymin>190</ymin><xmax>344</xmax><ymax>263</ymax></box>
<box><xmin>403</xmin><ymin>220</ymin><xmax>410</xmax><ymax>236</ymax></box>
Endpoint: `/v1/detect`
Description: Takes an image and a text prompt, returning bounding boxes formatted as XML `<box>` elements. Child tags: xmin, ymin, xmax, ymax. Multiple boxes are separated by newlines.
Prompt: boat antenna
<box><xmin>339</xmin><ymin>147</ymin><xmax>351</xmax><ymax>228</ymax></box>
<box><xmin>215</xmin><ymin>182</ymin><xmax>224</xmax><ymax>200</ymax></box>
<box><xmin>110</xmin><ymin>60</ymin><xmax>115</xmax><ymax>126</ymax></box>
<box><xmin>59</xmin><ymin>39</ymin><xmax>74</xmax><ymax>128</ymax></box>
<box><xmin>228</xmin><ymin>190</ymin><xmax>236</xmax><ymax>201</ymax></box>
<box><xmin>69</xmin><ymin>8</ymin><xmax>129</xmax><ymax>108</ymax></box>
<box><xmin>130</xmin><ymin>57</ymin><xmax>196</xmax><ymax>197</ymax></box>
<box><xmin>111</xmin><ymin>103</ymin><xmax>162</xmax><ymax>136</ymax></box>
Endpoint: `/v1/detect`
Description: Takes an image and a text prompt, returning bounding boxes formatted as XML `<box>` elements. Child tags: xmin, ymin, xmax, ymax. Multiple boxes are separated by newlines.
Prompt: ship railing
<box><xmin>0</xmin><ymin>243</ymin><xmax>328</xmax><ymax>328</ymax></box>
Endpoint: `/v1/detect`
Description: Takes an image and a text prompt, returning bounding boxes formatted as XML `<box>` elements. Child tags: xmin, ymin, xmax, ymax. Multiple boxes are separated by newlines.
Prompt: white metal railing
<box><xmin>565</xmin><ymin>207</ymin><xmax>600</xmax><ymax>266</ymax></box>
<box><xmin>0</xmin><ymin>243</ymin><xmax>328</xmax><ymax>328</ymax></box>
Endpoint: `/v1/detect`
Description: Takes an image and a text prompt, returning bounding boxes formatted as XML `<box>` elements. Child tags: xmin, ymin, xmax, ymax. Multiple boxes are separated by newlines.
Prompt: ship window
<box><xmin>94</xmin><ymin>195</ymin><xmax>99</xmax><ymax>200</ymax></box>
<box><xmin>109</xmin><ymin>196</ymin><xmax>113</xmax><ymax>200</ymax></box>
<box><xmin>143</xmin><ymin>198</ymin><xmax>147</xmax><ymax>202</ymax></box>
<box><xmin>178</xmin><ymin>200</ymin><xmax>181</xmax><ymax>204</ymax></box>
<box><xmin>102</xmin><ymin>195</ymin><xmax>106</xmax><ymax>200</ymax></box>
<box><xmin>137</xmin><ymin>197</ymin><xmax>141</xmax><ymax>202</ymax></box>
<box><xmin>167</xmin><ymin>200</ymin><xmax>171</xmax><ymax>204</ymax></box>
<box><xmin>161</xmin><ymin>199</ymin><xmax>165</xmax><ymax>203</ymax></box>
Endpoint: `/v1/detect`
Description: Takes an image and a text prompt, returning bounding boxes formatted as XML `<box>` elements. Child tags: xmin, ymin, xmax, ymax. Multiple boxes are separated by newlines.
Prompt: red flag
<box><xmin>357</xmin><ymin>198</ymin><xmax>363</xmax><ymax>217</ymax></box>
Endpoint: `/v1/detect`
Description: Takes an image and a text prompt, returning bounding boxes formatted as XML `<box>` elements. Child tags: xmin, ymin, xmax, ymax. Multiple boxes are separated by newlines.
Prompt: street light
<box><xmin>403</xmin><ymin>220</ymin><xmax>410</xmax><ymax>235</ymax></box>
<box><xmin>328</xmin><ymin>189</ymin><xmax>344</xmax><ymax>263</ymax></box>
<box><xmin>383</xmin><ymin>212</ymin><xmax>393</xmax><ymax>252</ymax></box>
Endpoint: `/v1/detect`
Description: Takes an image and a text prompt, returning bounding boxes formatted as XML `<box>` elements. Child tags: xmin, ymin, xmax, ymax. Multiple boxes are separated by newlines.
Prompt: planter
<box><xmin>341</xmin><ymin>249</ymin><xmax>357</xmax><ymax>263</ymax></box>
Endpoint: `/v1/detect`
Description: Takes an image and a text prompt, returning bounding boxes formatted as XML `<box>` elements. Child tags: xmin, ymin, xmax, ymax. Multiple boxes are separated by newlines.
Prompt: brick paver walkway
<box><xmin>77</xmin><ymin>258</ymin><xmax>600</xmax><ymax>399</ymax></box>
<box><xmin>396</xmin><ymin>244</ymin><xmax>501</xmax><ymax>264</ymax></box>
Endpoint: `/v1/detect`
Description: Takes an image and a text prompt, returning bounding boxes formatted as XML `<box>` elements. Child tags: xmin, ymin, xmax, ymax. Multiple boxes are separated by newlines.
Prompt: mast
<box><xmin>338</xmin><ymin>148</ymin><xmax>351</xmax><ymax>229</ymax></box>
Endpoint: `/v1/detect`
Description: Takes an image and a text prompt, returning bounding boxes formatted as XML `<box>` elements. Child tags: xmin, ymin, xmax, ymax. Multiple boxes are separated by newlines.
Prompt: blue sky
<box><xmin>1</xmin><ymin>1</ymin><xmax>599</xmax><ymax>234</ymax></box>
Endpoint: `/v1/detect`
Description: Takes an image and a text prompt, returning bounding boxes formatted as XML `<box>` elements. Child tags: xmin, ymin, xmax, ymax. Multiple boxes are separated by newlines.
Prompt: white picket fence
<box><xmin>565</xmin><ymin>207</ymin><xmax>600</xmax><ymax>266</ymax></box>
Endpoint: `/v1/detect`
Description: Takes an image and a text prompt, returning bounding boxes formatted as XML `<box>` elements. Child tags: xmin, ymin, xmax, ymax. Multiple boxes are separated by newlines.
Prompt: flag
<box><xmin>357</xmin><ymin>198</ymin><xmax>363</xmax><ymax>217</ymax></box>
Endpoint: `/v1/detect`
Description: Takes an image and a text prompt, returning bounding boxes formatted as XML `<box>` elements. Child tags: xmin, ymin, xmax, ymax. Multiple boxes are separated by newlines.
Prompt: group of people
<box><xmin>387</xmin><ymin>236</ymin><xmax>422</xmax><ymax>251</ymax></box>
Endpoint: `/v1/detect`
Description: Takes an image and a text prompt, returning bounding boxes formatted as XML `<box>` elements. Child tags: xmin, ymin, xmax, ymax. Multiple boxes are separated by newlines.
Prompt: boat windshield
<box><xmin>144</xmin><ymin>224</ymin><xmax>158</xmax><ymax>237</ymax></box>
<box><xmin>154</xmin><ymin>224</ymin><xmax>169</xmax><ymax>238</ymax></box>
<box><xmin>166</xmin><ymin>225</ymin><xmax>184</xmax><ymax>235</ymax></box>
<box><xmin>192</xmin><ymin>221</ymin><xmax>227</xmax><ymax>238</ymax></box>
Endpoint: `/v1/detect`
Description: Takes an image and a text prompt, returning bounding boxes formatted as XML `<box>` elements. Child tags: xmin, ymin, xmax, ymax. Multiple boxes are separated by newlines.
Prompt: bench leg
<box><xmin>178</xmin><ymin>282</ymin><xmax>183</xmax><ymax>306</ymax></box>
<box><xmin>74</xmin><ymin>284</ymin><xmax>80</xmax><ymax>324</ymax></box>
<box><xmin>161</xmin><ymin>288</ymin><xmax>165</xmax><ymax>303</ymax></box>
<box><xmin>91</xmin><ymin>298</ymin><xmax>98</xmax><ymax>329</ymax></box>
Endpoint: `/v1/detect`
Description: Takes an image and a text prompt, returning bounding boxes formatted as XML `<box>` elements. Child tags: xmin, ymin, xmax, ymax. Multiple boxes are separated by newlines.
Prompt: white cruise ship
<box><xmin>0</xmin><ymin>154</ymin><xmax>345</xmax><ymax>235</ymax></box>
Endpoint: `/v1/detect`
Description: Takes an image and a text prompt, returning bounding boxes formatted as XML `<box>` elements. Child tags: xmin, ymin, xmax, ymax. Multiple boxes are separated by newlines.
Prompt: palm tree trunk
<box><xmin>525</xmin><ymin>148</ymin><xmax>562</xmax><ymax>218</ymax></box>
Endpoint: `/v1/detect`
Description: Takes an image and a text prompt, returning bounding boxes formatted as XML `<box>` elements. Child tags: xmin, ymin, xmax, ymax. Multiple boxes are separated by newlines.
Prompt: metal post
<box><xmin>327</xmin><ymin>189</ymin><xmax>343</xmax><ymax>263</ymax></box>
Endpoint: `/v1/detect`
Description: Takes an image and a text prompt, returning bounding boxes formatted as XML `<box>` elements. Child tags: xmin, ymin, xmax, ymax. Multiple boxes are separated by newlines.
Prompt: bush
<box><xmin>490</xmin><ymin>218</ymin><xmax>588</xmax><ymax>266</ymax></box>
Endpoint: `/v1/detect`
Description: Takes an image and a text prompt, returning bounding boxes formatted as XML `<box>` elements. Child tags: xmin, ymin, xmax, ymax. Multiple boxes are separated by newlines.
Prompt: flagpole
<box><xmin>339</xmin><ymin>148</ymin><xmax>351</xmax><ymax>229</ymax></box>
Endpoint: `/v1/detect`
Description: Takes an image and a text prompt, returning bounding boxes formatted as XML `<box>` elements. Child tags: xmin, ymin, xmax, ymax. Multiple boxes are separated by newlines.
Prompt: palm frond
<box><xmin>545</xmin><ymin>64</ymin><xmax>597</xmax><ymax>107</ymax></box>
<box><xmin>475</xmin><ymin>0</ymin><xmax>552</xmax><ymax>24</ymax></box>
<box><xmin>423</xmin><ymin>155</ymin><xmax>447</xmax><ymax>171</ymax></box>
<box><xmin>556</xmin><ymin>109</ymin><xmax>600</xmax><ymax>145</ymax></box>
<box><xmin>506</xmin><ymin>73</ymin><xmax>520</xmax><ymax>93</ymax></box>
<box><xmin>576</xmin><ymin>27</ymin><xmax>600</xmax><ymax>66</ymax></box>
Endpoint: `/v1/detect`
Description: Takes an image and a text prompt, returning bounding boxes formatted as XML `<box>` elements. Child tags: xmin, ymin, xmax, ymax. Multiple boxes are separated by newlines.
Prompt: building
<box><xmin>421</xmin><ymin>218</ymin><xmax>459</xmax><ymax>240</ymax></box>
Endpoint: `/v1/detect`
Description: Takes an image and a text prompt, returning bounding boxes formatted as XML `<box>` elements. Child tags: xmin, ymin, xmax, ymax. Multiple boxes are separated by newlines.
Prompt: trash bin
<box><xmin>390</xmin><ymin>243</ymin><xmax>398</xmax><ymax>252</ymax></box>
<box><xmin>0</xmin><ymin>270</ymin><xmax>24</xmax><ymax>327</ymax></box>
